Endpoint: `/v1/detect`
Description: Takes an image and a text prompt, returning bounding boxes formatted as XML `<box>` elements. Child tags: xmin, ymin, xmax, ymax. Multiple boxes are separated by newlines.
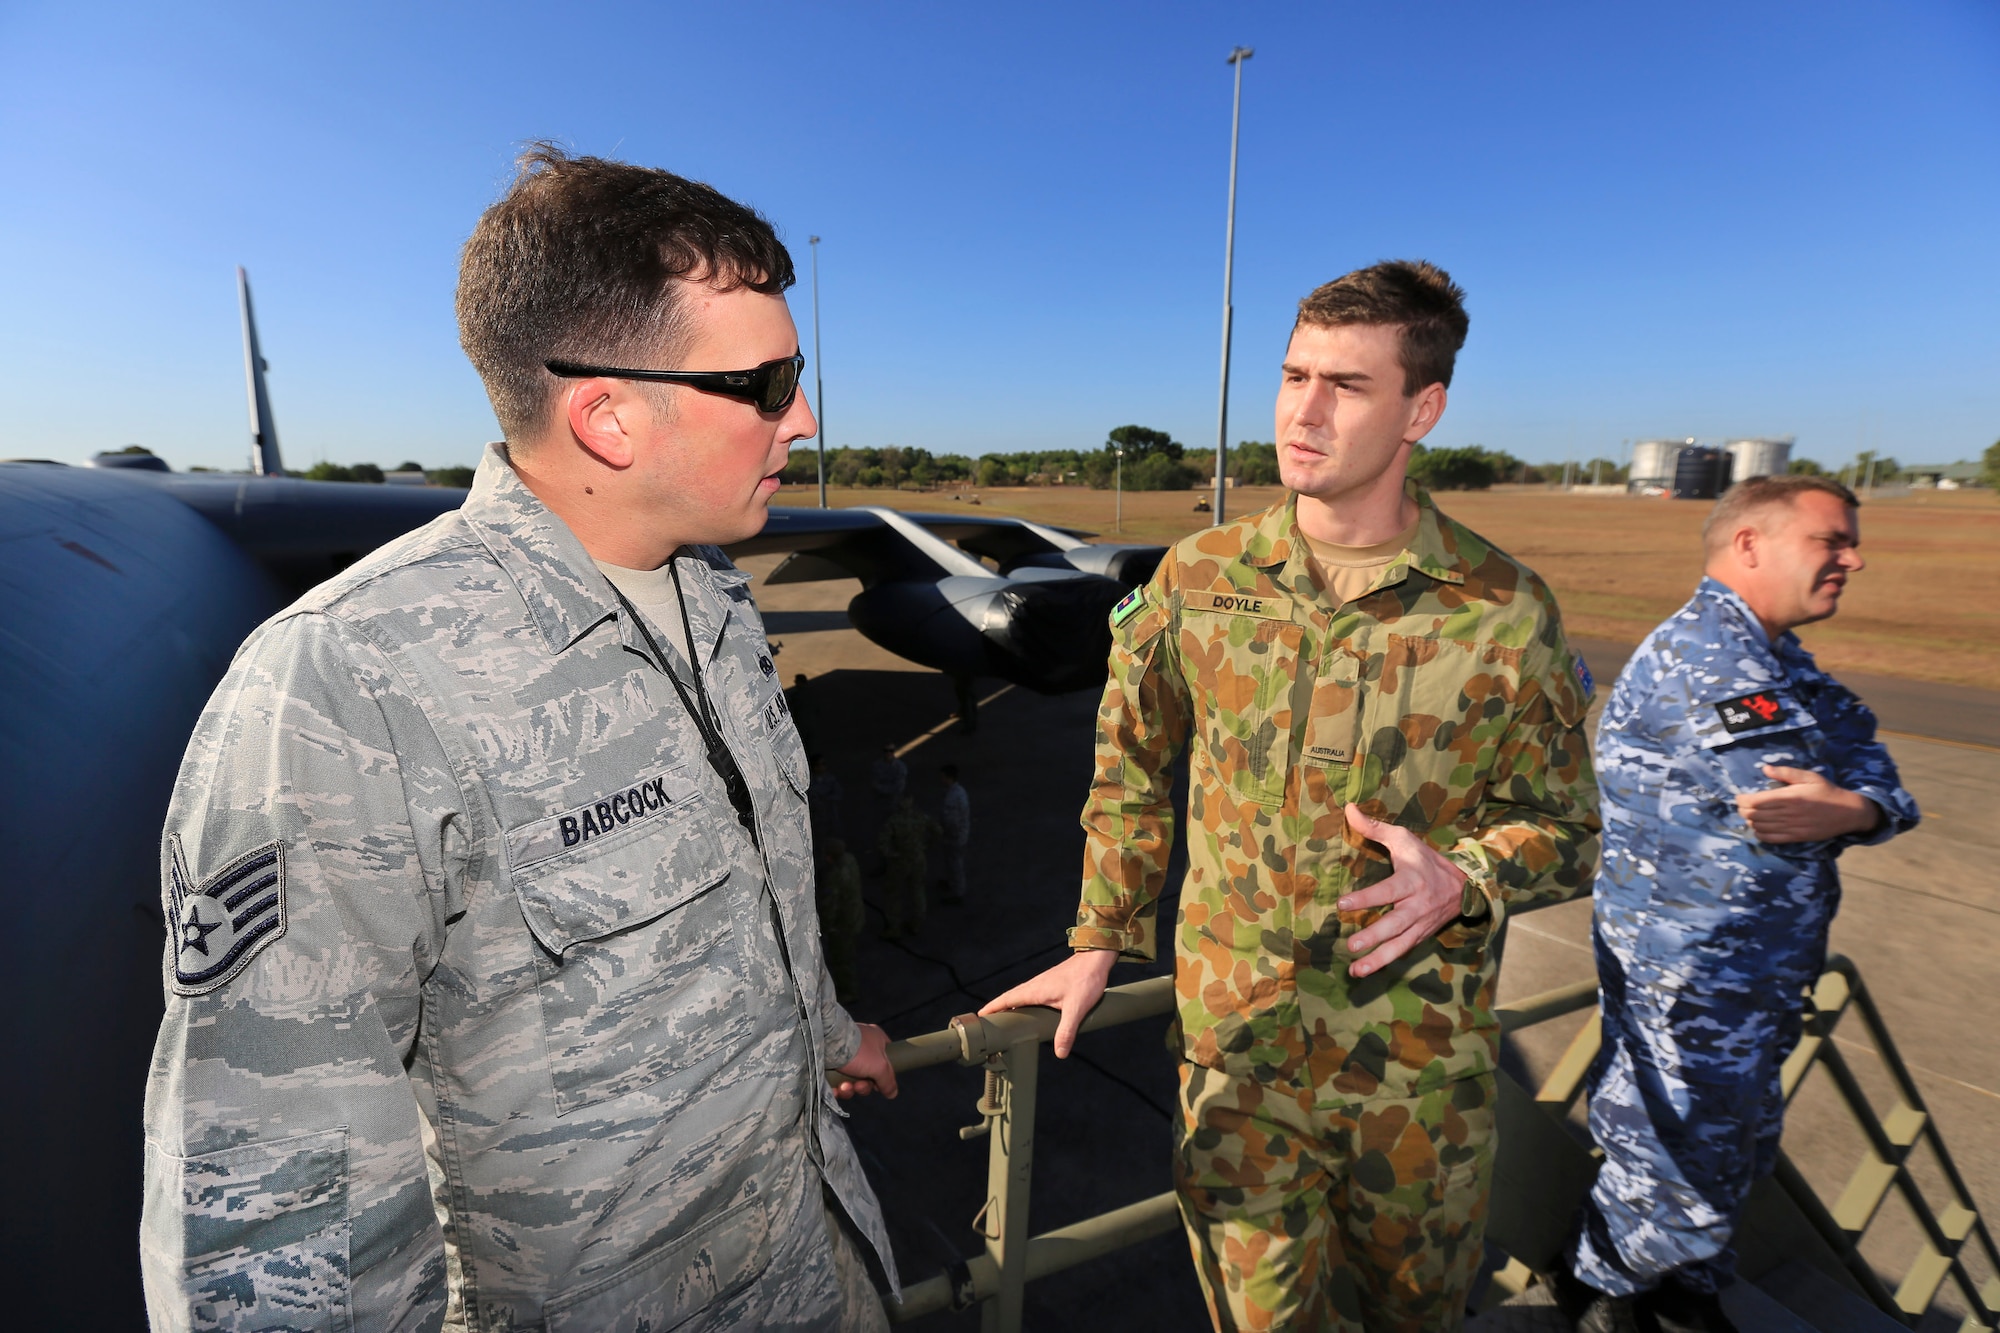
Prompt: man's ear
<box><xmin>1403</xmin><ymin>382</ymin><xmax>1448</xmax><ymax>443</ymax></box>
<box><xmin>1732</xmin><ymin>522</ymin><xmax>1761</xmax><ymax>568</ymax></box>
<box><xmin>563</xmin><ymin>379</ymin><xmax>649</xmax><ymax>469</ymax></box>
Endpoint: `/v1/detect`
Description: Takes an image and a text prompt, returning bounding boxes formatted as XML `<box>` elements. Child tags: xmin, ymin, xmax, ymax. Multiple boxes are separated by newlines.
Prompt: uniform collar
<box><xmin>458</xmin><ymin>444</ymin><xmax>618</xmax><ymax>653</ymax></box>
<box><xmin>460</xmin><ymin>443</ymin><xmax>744</xmax><ymax>664</ymax></box>
<box><xmin>1693</xmin><ymin>575</ymin><xmax>1806</xmax><ymax>664</ymax></box>
<box><xmin>1240</xmin><ymin>481</ymin><xmax>1469</xmax><ymax>598</ymax></box>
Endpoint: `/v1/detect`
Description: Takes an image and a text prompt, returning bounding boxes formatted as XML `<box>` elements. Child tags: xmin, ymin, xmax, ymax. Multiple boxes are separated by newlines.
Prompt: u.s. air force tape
<box><xmin>166</xmin><ymin>835</ymin><xmax>286</xmax><ymax>996</ymax></box>
<box><xmin>1182</xmin><ymin>589</ymin><xmax>1293</xmax><ymax>620</ymax></box>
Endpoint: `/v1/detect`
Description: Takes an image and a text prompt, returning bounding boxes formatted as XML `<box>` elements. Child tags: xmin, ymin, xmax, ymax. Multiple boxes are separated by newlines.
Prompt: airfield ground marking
<box><xmin>1878</xmin><ymin>728</ymin><xmax>2000</xmax><ymax>755</ymax></box>
<box><xmin>893</xmin><ymin>684</ymin><xmax>1016</xmax><ymax>759</ymax></box>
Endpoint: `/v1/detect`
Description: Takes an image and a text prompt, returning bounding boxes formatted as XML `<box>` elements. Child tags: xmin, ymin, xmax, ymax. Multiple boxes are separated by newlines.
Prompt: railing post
<box><xmin>981</xmin><ymin>1040</ymin><xmax>1039</xmax><ymax>1333</ymax></box>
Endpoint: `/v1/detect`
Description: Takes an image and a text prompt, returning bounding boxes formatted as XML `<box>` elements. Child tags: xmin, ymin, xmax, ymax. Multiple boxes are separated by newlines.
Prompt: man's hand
<box><xmin>979</xmin><ymin>949</ymin><xmax>1119</xmax><ymax>1058</ymax></box>
<box><xmin>1737</xmin><ymin>765</ymin><xmax>1882</xmax><ymax>844</ymax></box>
<box><xmin>1340</xmin><ymin>805</ymin><xmax>1472</xmax><ymax>978</ymax></box>
<box><xmin>831</xmin><ymin>1022</ymin><xmax>899</xmax><ymax>1100</ymax></box>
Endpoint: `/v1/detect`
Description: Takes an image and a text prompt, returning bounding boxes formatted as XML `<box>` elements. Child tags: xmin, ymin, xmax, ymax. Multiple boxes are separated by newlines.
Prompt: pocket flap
<box><xmin>508</xmin><ymin>767</ymin><xmax>728</xmax><ymax>955</ymax></box>
<box><xmin>544</xmin><ymin>1186</ymin><xmax>772</xmax><ymax>1332</ymax></box>
<box><xmin>144</xmin><ymin>1129</ymin><xmax>352</xmax><ymax>1332</ymax></box>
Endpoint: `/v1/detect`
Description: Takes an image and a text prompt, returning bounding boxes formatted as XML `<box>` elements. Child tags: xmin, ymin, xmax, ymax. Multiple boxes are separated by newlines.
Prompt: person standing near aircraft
<box><xmin>877</xmin><ymin>795</ymin><xmax>939</xmax><ymax>939</ymax></box>
<box><xmin>986</xmin><ymin>261</ymin><xmax>1600</xmax><ymax>1332</ymax></box>
<box><xmin>1556</xmin><ymin>476</ymin><xmax>1919</xmax><ymax>1333</ymax></box>
<box><xmin>938</xmin><ymin>763</ymin><xmax>971</xmax><ymax>903</ymax></box>
<box><xmin>141</xmin><ymin>146</ymin><xmax>899</xmax><ymax>1331</ymax></box>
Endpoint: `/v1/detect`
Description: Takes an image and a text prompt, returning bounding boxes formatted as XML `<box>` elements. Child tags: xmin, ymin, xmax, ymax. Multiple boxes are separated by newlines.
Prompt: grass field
<box><xmin>775</xmin><ymin>483</ymin><xmax>2000</xmax><ymax>690</ymax></box>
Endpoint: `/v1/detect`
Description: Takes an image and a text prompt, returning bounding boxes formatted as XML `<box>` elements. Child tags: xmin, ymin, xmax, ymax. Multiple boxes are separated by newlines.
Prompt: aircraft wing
<box><xmin>732</xmin><ymin>504</ymin><xmax>1165</xmax><ymax>586</ymax></box>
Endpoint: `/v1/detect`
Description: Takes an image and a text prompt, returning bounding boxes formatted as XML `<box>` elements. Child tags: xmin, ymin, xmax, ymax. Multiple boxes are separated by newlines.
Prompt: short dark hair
<box><xmin>456</xmin><ymin>142</ymin><xmax>795</xmax><ymax>440</ymax></box>
<box><xmin>1703</xmin><ymin>474</ymin><xmax>1860</xmax><ymax>556</ymax></box>
<box><xmin>1294</xmin><ymin>260</ymin><xmax>1469</xmax><ymax>396</ymax></box>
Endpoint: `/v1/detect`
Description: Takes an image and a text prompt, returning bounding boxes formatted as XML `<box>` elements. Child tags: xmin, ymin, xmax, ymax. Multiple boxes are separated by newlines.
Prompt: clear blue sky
<box><xmin>2</xmin><ymin>1</ymin><xmax>1995</xmax><ymax>473</ymax></box>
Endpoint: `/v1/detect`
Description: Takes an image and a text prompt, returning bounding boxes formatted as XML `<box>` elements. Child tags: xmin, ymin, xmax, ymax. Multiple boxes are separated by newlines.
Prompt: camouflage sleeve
<box><xmin>820</xmin><ymin>964</ymin><xmax>860</xmax><ymax>1056</ymax></box>
<box><xmin>1442</xmin><ymin>617</ymin><xmax>1601</xmax><ymax>926</ymax></box>
<box><xmin>1819</xmin><ymin>684</ymin><xmax>1921</xmax><ymax>849</ymax></box>
<box><xmin>1068</xmin><ymin>567</ymin><xmax>1191</xmax><ymax>961</ymax></box>
<box><xmin>141</xmin><ymin>613</ymin><xmax>458</xmax><ymax>1331</ymax></box>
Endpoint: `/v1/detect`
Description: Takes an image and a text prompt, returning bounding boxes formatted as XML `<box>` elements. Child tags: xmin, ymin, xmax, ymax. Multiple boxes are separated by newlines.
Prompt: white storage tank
<box><xmin>1726</xmin><ymin>437</ymin><xmax>1793</xmax><ymax>483</ymax></box>
<box><xmin>1628</xmin><ymin>439</ymin><xmax>1678</xmax><ymax>491</ymax></box>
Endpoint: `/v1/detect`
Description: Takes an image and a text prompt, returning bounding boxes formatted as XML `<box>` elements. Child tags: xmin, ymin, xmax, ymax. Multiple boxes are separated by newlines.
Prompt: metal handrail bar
<box><xmin>1813</xmin><ymin>958</ymin><xmax>2000</xmax><ymax>1323</ymax></box>
<box><xmin>1495</xmin><ymin>977</ymin><xmax>1599</xmax><ymax>1032</ymax></box>
<box><xmin>877</xmin><ymin>957</ymin><xmax>1999</xmax><ymax>1329</ymax></box>
<box><xmin>1835</xmin><ymin>958</ymin><xmax>2000</xmax><ymax>1276</ymax></box>
<box><xmin>889</xmin><ymin>1191</ymin><xmax>1183</xmax><ymax>1320</ymax></box>
<box><xmin>878</xmin><ymin>972</ymin><xmax>1611</xmax><ymax>1328</ymax></box>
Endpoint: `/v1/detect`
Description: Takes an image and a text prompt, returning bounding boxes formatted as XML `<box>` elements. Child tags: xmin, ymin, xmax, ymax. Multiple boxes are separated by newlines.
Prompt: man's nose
<box><xmin>1287</xmin><ymin>382</ymin><xmax>1331</xmax><ymax>428</ymax></box>
<box><xmin>784</xmin><ymin>388</ymin><xmax>817</xmax><ymax>442</ymax></box>
<box><xmin>1842</xmin><ymin>546</ymin><xmax>1866</xmax><ymax>573</ymax></box>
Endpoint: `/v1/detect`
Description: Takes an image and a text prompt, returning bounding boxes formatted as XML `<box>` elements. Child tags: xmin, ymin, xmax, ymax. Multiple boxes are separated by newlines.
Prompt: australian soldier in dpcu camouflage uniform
<box><xmin>142</xmin><ymin>149</ymin><xmax>899</xmax><ymax>1332</ymax></box>
<box><xmin>988</xmin><ymin>262</ymin><xmax>1599</xmax><ymax>1332</ymax></box>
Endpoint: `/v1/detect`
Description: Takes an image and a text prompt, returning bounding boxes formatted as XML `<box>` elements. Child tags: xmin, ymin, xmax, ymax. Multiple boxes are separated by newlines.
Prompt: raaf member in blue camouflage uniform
<box><xmin>1557</xmin><ymin>475</ymin><xmax>1919</xmax><ymax>1333</ymax></box>
<box><xmin>142</xmin><ymin>148</ymin><xmax>900</xmax><ymax>1331</ymax></box>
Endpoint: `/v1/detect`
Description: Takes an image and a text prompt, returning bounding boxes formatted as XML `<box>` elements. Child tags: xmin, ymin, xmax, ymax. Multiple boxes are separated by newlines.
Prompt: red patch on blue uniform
<box><xmin>1716</xmin><ymin>691</ymin><xmax>1785</xmax><ymax>734</ymax></box>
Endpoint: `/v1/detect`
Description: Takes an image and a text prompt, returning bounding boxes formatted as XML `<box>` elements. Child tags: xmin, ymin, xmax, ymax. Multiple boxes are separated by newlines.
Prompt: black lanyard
<box><xmin>612</xmin><ymin>567</ymin><xmax>758</xmax><ymax>839</ymax></box>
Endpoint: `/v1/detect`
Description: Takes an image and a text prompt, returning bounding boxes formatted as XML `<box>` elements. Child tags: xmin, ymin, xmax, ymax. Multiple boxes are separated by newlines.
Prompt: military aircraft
<box><xmin>0</xmin><ymin>271</ymin><xmax>1162</xmax><ymax>1327</ymax></box>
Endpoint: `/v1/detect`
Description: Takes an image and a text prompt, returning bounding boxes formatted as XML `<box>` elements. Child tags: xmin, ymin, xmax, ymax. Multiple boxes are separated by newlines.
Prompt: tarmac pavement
<box><xmin>748</xmin><ymin>557</ymin><xmax>2000</xmax><ymax>1330</ymax></box>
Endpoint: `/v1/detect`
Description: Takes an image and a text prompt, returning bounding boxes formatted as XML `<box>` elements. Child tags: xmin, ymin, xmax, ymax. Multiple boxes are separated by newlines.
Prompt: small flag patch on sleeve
<box><xmin>1111</xmin><ymin>589</ymin><xmax>1146</xmax><ymax>627</ymax></box>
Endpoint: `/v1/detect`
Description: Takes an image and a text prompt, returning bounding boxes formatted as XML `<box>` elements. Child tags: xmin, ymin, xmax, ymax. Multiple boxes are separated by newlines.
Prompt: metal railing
<box><xmin>877</xmin><ymin>957</ymin><xmax>1999</xmax><ymax>1331</ymax></box>
<box><xmin>1489</xmin><ymin>955</ymin><xmax>2000</xmax><ymax>1329</ymax></box>
<box><xmin>880</xmin><ymin>975</ymin><xmax>1179</xmax><ymax>1329</ymax></box>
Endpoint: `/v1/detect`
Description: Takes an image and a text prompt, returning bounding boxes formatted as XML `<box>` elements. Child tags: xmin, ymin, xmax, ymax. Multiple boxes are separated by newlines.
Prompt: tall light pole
<box><xmin>1212</xmin><ymin>45</ymin><xmax>1253</xmax><ymax>524</ymax></box>
<box><xmin>809</xmin><ymin>235</ymin><xmax>827</xmax><ymax>508</ymax></box>
<box><xmin>1113</xmin><ymin>444</ymin><xmax>1125</xmax><ymax>533</ymax></box>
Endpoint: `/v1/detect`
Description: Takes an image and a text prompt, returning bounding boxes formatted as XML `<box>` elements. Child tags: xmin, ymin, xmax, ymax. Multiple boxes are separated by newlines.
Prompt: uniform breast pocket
<box><xmin>509</xmin><ymin>793</ymin><xmax>755</xmax><ymax>1116</ymax></box>
<box><xmin>1302</xmin><ymin>649</ymin><xmax>1363</xmax><ymax>771</ymax></box>
<box><xmin>1185</xmin><ymin>614</ymin><xmax>1302</xmax><ymax>806</ymax></box>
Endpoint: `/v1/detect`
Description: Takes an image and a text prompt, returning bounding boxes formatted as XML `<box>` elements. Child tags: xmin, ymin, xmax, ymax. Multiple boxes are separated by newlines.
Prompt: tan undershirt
<box><xmin>593</xmin><ymin>558</ymin><xmax>694</xmax><ymax>665</ymax></box>
<box><xmin>1300</xmin><ymin>515</ymin><xmax>1420</xmax><ymax>605</ymax></box>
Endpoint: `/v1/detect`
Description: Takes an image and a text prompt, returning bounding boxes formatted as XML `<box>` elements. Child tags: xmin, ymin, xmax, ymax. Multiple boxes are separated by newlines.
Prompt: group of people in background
<box><xmin>797</xmin><ymin>694</ymin><xmax>976</xmax><ymax>1004</ymax></box>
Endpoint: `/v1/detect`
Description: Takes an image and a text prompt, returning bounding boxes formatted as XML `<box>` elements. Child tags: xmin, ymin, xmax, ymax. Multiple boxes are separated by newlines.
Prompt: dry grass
<box><xmin>774</xmin><ymin>484</ymin><xmax>2000</xmax><ymax>690</ymax></box>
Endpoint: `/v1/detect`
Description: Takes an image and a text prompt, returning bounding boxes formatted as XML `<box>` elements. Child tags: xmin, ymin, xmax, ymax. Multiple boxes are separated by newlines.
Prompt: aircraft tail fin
<box><xmin>237</xmin><ymin>267</ymin><xmax>283</xmax><ymax>476</ymax></box>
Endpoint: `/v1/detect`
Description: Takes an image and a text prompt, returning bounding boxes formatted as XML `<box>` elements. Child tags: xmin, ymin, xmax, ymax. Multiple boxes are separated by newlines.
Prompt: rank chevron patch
<box><xmin>166</xmin><ymin>836</ymin><xmax>286</xmax><ymax>996</ymax></box>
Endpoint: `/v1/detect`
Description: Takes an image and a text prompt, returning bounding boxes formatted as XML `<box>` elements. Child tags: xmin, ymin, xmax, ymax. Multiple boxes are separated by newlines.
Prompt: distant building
<box><xmin>384</xmin><ymin>469</ymin><xmax>431</xmax><ymax>487</ymax></box>
<box><xmin>1903</xmin><ymin>461</ymin><xmax>1984</xmax><ymax>488</ymax></box>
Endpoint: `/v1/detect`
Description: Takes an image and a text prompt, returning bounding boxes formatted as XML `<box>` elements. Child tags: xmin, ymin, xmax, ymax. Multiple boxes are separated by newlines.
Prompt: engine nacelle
<box><xmin>1002</xmin><ymin>543</ymin><xmax>1164</xmax><ymax>587</ymax></box>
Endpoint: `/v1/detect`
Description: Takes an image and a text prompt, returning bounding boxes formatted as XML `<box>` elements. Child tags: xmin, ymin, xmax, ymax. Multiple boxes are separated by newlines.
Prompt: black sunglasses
<box><xmin>544</xmin><ymin>352</ymin><xmax>805</xmax><ymax>414</ymax></box>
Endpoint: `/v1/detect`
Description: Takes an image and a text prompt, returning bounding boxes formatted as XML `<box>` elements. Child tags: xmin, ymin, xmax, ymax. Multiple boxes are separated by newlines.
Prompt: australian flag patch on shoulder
<box><xmin>166</xmin><ymin>836</ymin><xmax>286</xmax><ymax>996</ymax></box>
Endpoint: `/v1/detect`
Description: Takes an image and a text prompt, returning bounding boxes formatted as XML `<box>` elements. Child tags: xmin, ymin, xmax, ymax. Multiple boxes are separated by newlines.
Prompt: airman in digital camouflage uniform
<box><xmin>1555</xmin><ymin>476</ymin><xmax>1918</xmax><ymax>1333</ymax></box>
<box><xmin>141</xmin><ymin>147</ymin><xmax>900</xmax><ymax>1332</ymax></box>
<box><xmin>987</xmin><ymin>262</ymin><xmax>1600</xmax><ymax>1332</ymax></box>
